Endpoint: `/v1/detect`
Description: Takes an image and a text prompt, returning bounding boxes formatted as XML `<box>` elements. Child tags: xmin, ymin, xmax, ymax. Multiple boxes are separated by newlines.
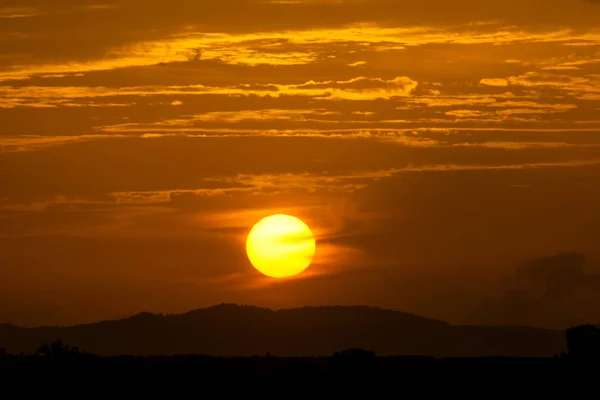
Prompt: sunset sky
<box><xmin>1</xmin><ymin>0</ymin><xmax>599</xmax><ymax>329</ymax></box>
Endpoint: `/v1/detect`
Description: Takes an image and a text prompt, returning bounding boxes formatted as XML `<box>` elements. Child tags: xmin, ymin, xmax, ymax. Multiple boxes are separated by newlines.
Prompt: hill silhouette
<box><xmin>0</xmin><ymin>304</ymin><xmax>567</xmax><ymax>357</ymax></box>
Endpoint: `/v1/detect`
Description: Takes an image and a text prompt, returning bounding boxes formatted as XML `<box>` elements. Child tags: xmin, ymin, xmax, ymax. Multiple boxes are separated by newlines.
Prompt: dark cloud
<box><xmin>479</xmin><ymin>253</ymin><xmax>600</xmax><ymax>329</ymax></box>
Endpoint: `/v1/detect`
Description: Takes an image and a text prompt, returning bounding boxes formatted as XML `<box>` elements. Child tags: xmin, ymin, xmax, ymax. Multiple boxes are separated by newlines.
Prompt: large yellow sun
<box><xmin>246</xmin><ymin>214</ymin><xmax>316</xmax><ymax>279</ymax></box>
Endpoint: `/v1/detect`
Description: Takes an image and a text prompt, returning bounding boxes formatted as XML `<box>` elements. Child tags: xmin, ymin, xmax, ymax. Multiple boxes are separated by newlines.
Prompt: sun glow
<box><xmin>246</xmin><ymin>214</ymin><xmax>316</xmax><ymax>279</ymax></box>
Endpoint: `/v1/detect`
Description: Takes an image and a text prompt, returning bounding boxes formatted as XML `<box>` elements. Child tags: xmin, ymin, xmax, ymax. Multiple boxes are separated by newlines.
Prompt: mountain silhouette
<box><xmin>0</xmin><ymin>304</ymin><xmax>567</xmax><ymax>357</ymax></box>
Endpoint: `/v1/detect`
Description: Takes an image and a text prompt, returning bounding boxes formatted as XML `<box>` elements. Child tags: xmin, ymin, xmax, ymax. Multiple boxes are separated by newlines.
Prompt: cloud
<box><xmin>444</xmin><ymin>103</ymin><xmax>578</xmax><ymax>120</ymax></box>
<box><xmin>100</xmin><ymin>159</ymin><xmax>600</xmax><ymax>206</ymax></box>
<box><xmin>445</xmin><ymin>110</ymin><xmax>493</xmax><ymax>118</ymax></box>
<box><xmin>3</xmin><ymin>131</ymin><xmax>600</xmax><ymax>154</ymax></box>
<box><xmin>2</xmin><ymin>7</ymin><xmax>598</xmax><ymax>82</ymax></box>
<box><xmin>410</xmin><ymin>94</ymin><xmax>507</xmax><ymax>107</ymax></box>
<box><xmin>488</xmin><ymin>101</ymin><xmax>577</xmax><ymax>110</ymax></box>
<box><xmin>169</xmin><ymin>109</ymin><xmax>341</xmax><ymax>124</ymax></box>
<box><xmin>480</xmin><ymin>78</ymin><xmax>509</xmax><ymax>87</ymax></box>
<box><xmin>480</xmin><ymin>72</ymin><xmax>600</xmax><ymax>97</ymax></box>
<box><xmin>348</xmin><ymin>61</ymin><xmax>367</xmax><ymax>67</ymax></box>
<box><xmin>479</xmin><ymin>253</ymin><xmax>600</xmax><ymax>328</ymax></box>
<box><xmin>454</xmin><ymin>141</ymin><xmax>600</xmax><ymax>150</ymax></box>
<box><xmin>0</xmin><ymin>7</ymin><xmax>43</xmax><ymax>18</ymax></box>
<box><xmin>0</xmin><ymin>135</ymin><xmax>126</xmax><ymax>152</ymax></box>
<box><xmin>110</xmin><ymin>188</ymin><xmax>252</xmax><ymax>205</ymax></box>
<box><xmin>107</xmin><ymin>170</ymin><xmax>394</xmax><ymax>206</ymax></box>
<box><xmin>6</xmin><ymin>155</ymin><xmax>598</xmax><ymax>220</ymax></box>
<box><xmin>0</xmin><ymin>76</ymin><xmax>417</xmax><ymax>104</ymax></box>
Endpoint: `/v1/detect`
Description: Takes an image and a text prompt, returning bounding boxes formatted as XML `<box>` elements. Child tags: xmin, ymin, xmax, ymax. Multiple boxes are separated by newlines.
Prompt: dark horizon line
<box><xmin>2</xmin><ymin>303</ymin><xmax>594</xmax><ymax>332</ymax></box>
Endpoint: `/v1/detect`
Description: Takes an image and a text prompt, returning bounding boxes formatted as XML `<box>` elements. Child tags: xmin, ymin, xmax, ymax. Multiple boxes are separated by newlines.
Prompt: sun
<box><xmin>246</xmin><ymin>214</ymin><xmax>316</xmax><ymax>279</ymax></box>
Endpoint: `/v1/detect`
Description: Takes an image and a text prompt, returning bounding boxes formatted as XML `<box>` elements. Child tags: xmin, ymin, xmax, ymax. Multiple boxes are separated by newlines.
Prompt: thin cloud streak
<box><xmin>103</xmin><ymin>159</ymin><xmax>600</xmax><ymax>205</ymax></box>
<box><xmin>4</xmin><ymin>132</ymin><xmax>600</xmax><ymax>152</ymax></box>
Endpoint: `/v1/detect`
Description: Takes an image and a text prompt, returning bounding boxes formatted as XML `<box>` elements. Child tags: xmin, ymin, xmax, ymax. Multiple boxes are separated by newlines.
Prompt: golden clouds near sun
<box><xmin>246</xmin><ymin>214</ymin><xmax>316</xmax><ymax>279</ymax></box>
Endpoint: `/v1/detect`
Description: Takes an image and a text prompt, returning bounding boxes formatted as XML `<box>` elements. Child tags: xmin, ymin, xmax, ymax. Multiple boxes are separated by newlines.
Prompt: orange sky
<box><xmin>1</xmin><ymin>0</ymin><xmax>600</xmax><ymax>329</ymax></box>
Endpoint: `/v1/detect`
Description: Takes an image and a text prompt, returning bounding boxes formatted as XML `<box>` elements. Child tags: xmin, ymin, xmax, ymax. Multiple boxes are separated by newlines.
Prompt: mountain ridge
<box><xmin>0</xmin><ymin>304</ymin><xmax>567</xmax><ymax>357</ymax></box>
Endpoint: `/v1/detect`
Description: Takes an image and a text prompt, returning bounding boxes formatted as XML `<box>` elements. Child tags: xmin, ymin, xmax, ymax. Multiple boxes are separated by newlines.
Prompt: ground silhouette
<box><xmin>566</xmin><ymin>324</ymin><xmax>600</xmax><ymax>358</ymax></box>
<box><xmin>1</xmin><ymin>320</ymin><xmax>599</xmax><ymax>391</ymax></box>
<box><xmin>0</xmin><ymin>332</ymin><xmax>599</xmax><ymax>390</ymax></box>
<box><xmin>0</xmin><ymin>304</ymin><xmax>568</xmax><ymax>357</ymax></box>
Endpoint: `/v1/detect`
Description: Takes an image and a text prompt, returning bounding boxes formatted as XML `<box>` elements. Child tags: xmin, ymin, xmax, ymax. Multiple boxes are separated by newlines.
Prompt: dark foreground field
<box><xmin>1</xmin><ymin>350</ymin><xmax>599</xmax><ymax>389</ymax></box>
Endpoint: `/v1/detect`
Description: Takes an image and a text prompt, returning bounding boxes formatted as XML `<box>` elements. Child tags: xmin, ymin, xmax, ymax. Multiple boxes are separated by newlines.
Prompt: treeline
<box><xmin>1</xmin><ymin>324</ymin><xmax>599</xmax><ymax>359</ymax></box>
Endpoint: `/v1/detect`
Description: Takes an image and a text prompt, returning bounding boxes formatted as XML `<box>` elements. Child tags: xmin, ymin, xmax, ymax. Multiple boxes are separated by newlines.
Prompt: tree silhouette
<box><xmin>35</xmin><ymin>340</ymin><xmax>80</xmax><ymax>358</ymax></box>
<box><xmin>333</xmin><ymin>349</ymin><xmax>376</xmax><ymax>362</ymax></box>
<box><xmin>566</xmin><ymin>325</ymin><xmax>600</xmax><ymax>359</ymax></box>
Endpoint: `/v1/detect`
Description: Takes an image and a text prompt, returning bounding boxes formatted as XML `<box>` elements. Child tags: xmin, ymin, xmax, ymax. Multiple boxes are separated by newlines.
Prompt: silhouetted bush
<box><xmin>35</xmin><ymin>340</ymin><xmax>81</xmax><ymax>359</ymax></box>
<box><xmin>566</xmin><ymin>325</ymin><xmax>600</xmax><ymax>359</ymax></box>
